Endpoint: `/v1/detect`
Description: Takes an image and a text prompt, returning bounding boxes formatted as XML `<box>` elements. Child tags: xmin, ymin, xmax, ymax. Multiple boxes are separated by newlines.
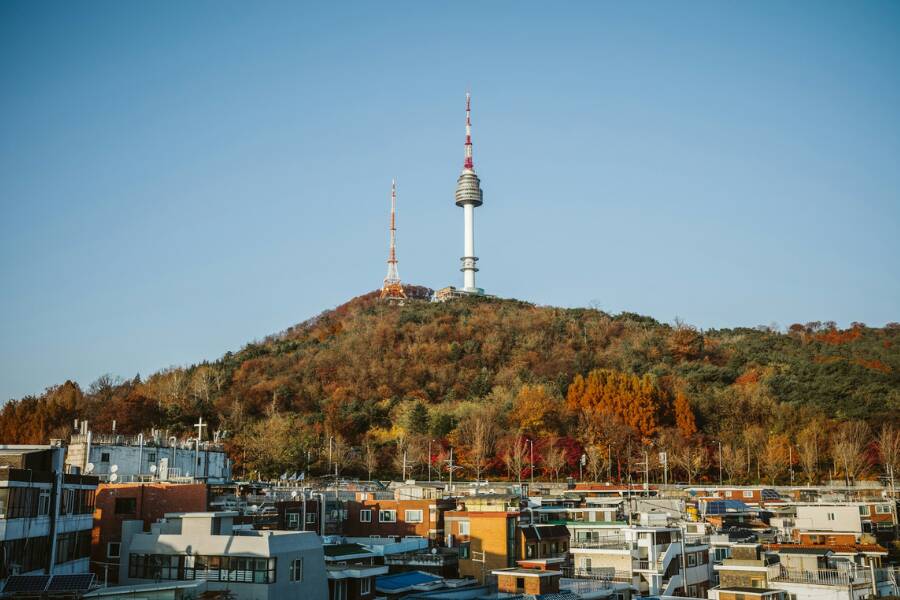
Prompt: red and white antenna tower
<box><xmin>381</xmin><ymin>179</ymin><xmax>406</xmax><ymax>300</ymax></box>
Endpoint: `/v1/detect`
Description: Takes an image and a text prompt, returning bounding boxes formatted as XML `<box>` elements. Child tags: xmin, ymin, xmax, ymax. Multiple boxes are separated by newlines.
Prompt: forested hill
<box><xmin>1</xmin><ymin>289</ymin><xmax>898</xmax><ymax>479</ymax></box>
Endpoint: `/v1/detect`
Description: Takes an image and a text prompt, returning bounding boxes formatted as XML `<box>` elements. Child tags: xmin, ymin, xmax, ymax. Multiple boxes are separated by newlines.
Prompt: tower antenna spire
<box><xmin>464</xmin><ymin>92</ymin><xmax>474</xmax><ymax>171</ymax></box>
<box><xmin>380</xmin><ymin>179</ymin><xmax>406</xmax><ymax>301</ymax></box>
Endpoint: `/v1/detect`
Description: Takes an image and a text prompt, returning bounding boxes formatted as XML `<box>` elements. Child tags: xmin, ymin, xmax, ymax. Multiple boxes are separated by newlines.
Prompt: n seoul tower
<box><xmin>455</xmin><ymin>93</ymin><xmax>484</xmax><ymax>294</ymax></box>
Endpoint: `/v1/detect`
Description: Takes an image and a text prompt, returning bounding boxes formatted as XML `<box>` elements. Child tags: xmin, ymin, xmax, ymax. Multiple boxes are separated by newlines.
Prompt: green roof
<box><xmin>323</xmin><ymin>543</ymin><xmax>372</xmax><ymax>558</ymax></box>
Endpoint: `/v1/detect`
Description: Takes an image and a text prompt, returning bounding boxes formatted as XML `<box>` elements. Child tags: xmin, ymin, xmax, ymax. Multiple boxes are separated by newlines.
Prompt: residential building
<box><xmin>119</xmin><ymin>511</ymin><xmax>327</xmax><ymax>599</ymax></box>
<box><xmin>323</xmin><ymin>543</ymin><xmax>388</xmax><ymax>600</ymax></box>
<box><xmin>568</xmin><ymin>521</ymin><xmax>711</xmax><ymax>597</ymax></box>
<box><xmin>91</xmin><ymin>482</ymin><xmax>207</xmax><ymax>584</ymax></box>
<box><xmin>0</xmin><ymin>445</ymin><xmax>97</xmax><ymax>588</ymax></box>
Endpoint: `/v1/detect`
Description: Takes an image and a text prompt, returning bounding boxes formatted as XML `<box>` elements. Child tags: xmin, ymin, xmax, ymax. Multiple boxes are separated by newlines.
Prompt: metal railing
<box><xmin>772</xmin><ymin>567</ymin><xmax>870</xmax><ymax>586</ymax></box>
<box><xmin>570</xmin><ymin>537</ymin><xmax>631</xmax><ymax>550</ymax></box>
<box><xmin>560</xmin><ymin>567</ymin><xmax>633</xmax><ymax>583</ymax></box>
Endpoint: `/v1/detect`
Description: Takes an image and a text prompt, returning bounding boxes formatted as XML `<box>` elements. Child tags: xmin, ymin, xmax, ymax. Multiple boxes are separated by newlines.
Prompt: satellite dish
<box><xmin>110</xmin><ymin>464</ymin><xmax>119</xmax><ymax>474</ymax></box>
<box><xmin>290</xmin><ymin>491</ymin><xmax>298</xmax><ymax>498</ymax></box>
<box><xmin>85</xmin><ymin>463</ymin><xmax>95</xmax><ymax>474</ymax></box>
<box><xmin>149</xmin><ymin>465</ymin><xmax>158</xmax><ymax>474</ymax></box>
<box><xmin>431</xmin><ymin>547</ymin><xmax>438</xmax><ymax>555</ymax></box>
<box><xmin>109</xmin><ymin>473</ymin><xmax>119</xmax><ymax>482</ymax></box>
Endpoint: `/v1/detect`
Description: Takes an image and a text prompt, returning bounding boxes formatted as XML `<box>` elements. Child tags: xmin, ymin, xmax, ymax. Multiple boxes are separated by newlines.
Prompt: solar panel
<box><xmin>45</xmin><ymin>573</ymin><xmax>96</xmax><ymax>592</ymax></box>
<box><xmin>2</xmin><ymin>575</ymin><xmax>51</xmax><ymax>593</ymax></box>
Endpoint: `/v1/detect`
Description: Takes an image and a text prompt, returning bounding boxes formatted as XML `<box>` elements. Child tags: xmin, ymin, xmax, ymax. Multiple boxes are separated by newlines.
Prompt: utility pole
<box><xmin>608</xmin><ymin>443</ymin><xmax>612</xmax><ymax>482</ymax></box>
<box><xmin>328</xmin><ymin>436</ymin><xmax>334</xmax><ymax>474</ymax></box>
<box><xmin>428</xmin><ymin>440</ymin><xmax>433</xmax><ymax>483</ymax></box>
<box><xmin>403</xmin><ymin>450</ymin><xmax>408</xmax><ymax>482</ymax></box>
<box><xmin>716</xmin><ymin>440</ymin><xmax>723</xmax><ymax>486</ymax></box>
<box><xmin>789</xmin><ymin>445</ymin><xmax>794</xmax><ymax>486</ymax></box>
<box><xmin>643</xmin><ymin>451</ymin><xmax>649</xmax><ymax>496</ymax></box>
<box><xmin>528</xmin><ymin>439</ymin><xmax>534</xmax><ymax>485</ymax></box>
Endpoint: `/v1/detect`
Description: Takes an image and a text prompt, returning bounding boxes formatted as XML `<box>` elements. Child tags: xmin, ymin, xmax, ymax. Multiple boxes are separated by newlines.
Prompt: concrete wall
<box><xmin>795</xmin><ymin>506</ymin><xmax>862</xmax><ymax>533</ymax></box>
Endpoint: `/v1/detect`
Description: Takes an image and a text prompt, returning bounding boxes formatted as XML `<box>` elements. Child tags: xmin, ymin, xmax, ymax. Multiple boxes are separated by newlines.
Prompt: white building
<box><xmin>67</xmin><ymin>432</ymin><xmax>231</xmax><ymax>483</ymax></box>
<box><xmin>0</xmin><ymin>445</ymin><xmax>98</xmax><ymax>587</ymax></box>
<box><xmin>118</xmin><ymin>511</ymin><xmax>327</xmax><ymax>599</ymax></box>
<box><xmin>567</xmin><ymin>520</ymin><xmax>711</xmax><ymax>597</ymax></box>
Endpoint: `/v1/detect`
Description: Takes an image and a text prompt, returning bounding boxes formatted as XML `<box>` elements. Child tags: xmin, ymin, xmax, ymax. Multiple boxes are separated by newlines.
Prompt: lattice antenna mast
<box><xmin>381</xmin><ymin>179</ymin><xmax>406</xmax><ymax>300</ymax></box>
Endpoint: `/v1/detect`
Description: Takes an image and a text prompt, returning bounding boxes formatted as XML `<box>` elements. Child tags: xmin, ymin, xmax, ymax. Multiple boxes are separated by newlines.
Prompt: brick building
<box><xmin>91</xmin><ymin>482</ymin><xmax>207</xmax><ymax>584</ymax></box>
<box><xmin>342</xmin><ymin>498</ymin><xmax>455</xmax><ymax>544</ymax></box>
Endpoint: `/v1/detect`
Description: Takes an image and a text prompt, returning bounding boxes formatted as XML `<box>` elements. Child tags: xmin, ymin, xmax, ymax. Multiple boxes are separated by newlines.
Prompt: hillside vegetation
<box><xmin>2</xmin><ymin>289</ymin><xmax>898</xmax><ymax>484</ymax></box>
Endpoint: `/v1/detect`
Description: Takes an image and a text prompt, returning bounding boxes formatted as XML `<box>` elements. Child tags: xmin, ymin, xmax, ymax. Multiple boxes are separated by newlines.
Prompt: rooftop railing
<box><xmin>560</xmin><ymin>566</ymin><xmax>633</xmax><ymax>583</ymax></box>
<box><xmin>570</xmin><ymin>537</ymin><xmax>631</xmax><ymax>550</ymax></box>
<box><xmin>771</xmin><ymin>566</ymin><xmax>874</xmax><ymax>586</ymax></box>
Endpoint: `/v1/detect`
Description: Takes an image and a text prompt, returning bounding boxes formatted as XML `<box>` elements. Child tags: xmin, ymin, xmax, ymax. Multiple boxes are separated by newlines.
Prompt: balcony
<box><xmin>560</xmin><ymin>566</ymin><xmax>633</xmax><ymax>583</ymax></box>
<box><xmin>570</xmin><ymin>537</ymin><xmax>631</xmax><ymax>551</ymax></box>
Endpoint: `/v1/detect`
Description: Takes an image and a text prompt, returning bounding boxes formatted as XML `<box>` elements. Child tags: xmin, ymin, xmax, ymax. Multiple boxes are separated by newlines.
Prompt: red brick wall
<box><xmin>342</xmin><ymin>499</ymin><xmax>444</xmax><ymax>541</ymax></box>
<box><xmin>91</xmin><ymin>483</ymin><xmax>207</xmax><ymax>583</ymax></box>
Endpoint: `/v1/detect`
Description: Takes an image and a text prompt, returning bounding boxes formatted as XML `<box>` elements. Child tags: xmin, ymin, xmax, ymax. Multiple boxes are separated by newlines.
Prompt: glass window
<box><xmin>108</xmin><ymin>542</ymin><xmax>121</xmax><ymax>559</ymax></box>
<box><xmin>405</xmin><ymin>510</ymin><xmax>423</xmax><ymax>523</ymax></box>
<box><xmin>458</xmin><ymin>521</ymin><xmax>470</xmax><ymax>535</ymax></box>
<box><xmin>101</xmin><ymin>453</ymin><xmax>110</xmax><ymax>463</ymax></box>
<box><xmin>379</xmin><ymin>510</ymin><xmax>396</xmax><ymax>523</ymax></box>
<box><xmin>290</xmin><ymin>558</ymin><xmax>303</xmax><ymax>582</ymax></box>
<box><xmin>875</xmin><ymin>504</ymin><xmax>891</xmax><ymax>514</ymax></box>
<box><xmin>115</xmin><ymin>497</ymin><xmax>137</xmax><ymax>515</ymax></box>
<box><xmin>360</xmin><ymin>577</ymin><xmax>371</xmax><ymax>595</ymax></box>
<box><xmin>287</xmin><ymin>512</ymin><xmax>300</xmax><ymax>528</ymax></box>
<box><xmin>859</xmin><ymin>506</ymin><xmax>870</xmax><ymax>516</ymax></box>
<box><xmin>360</xmin><ymin>509</ymin><xmax>372</xmax><ymax>522</ymax></box>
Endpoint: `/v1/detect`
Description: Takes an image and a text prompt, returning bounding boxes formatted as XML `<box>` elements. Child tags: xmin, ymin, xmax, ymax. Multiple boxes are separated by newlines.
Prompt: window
<box><xmin>827</xmin><ymin>512</ymin><xmax>835</xmax><ymax>521</ymax></box>
<box><xmin>38</xmin><ymin>491</ymin><xmax>51</xmax><ymax>516</ymax></box>
<box><xmin>875</xmin><ymin>504</ymin><xmax>891</xmax><ymax>515</ymax></box>
<box><xmin>63</xmin><ymin>489</ymin><xmax>75</xmax><ymax>515</ymax></box>
<box><xmin>147</xmin><ymin>452</ymin><xmax>156</xmax><ymax>463</ymax></box>
<box><xmin>458</xmin><ymin>521</ymin><xmax>470</xmax><ymax>535</ymax></box>
<box><xmin>687</xmin><ymin>553</ymin><xmax>697</xmax><ymax>566</ymax></box>
<box><xmin>405</xmin><ymin>509</ymin><xmax>423</xmax><ymax>523</ymax></box>
<box><xmin>360</xmin><ymin>577</ymin><xmax>371</xmax><ymax>595</ymax></box>
<box><xmin>115</xmin><ymin>497</ymin><xmax>137</xmax><ymax>515</ymax></box>
<box><xmin>581</xmin><ymin>557</ymin><xmax>592</xmax><ymax>573</ymax></box>
<box><xmin>515</xmin><ymin>577</ymin><xmax>525</xmax><ymax>592</ymax></box>
<box><xmin>108</xmin><ymin>542</ymin><xmax>121</xmax><ymax>559</ymax></box>
<box><xmin>526</xmin><ymin>544</ymin><xmax>535</xmax><ymax>558</ymax></box>
<box><xmin>290</xmin><ymin>558</ymin><xmax>303</xmax><ymax>582</ymax></box>
<box><xmin>100</xmin><ymin>453</ymin><xmax>110</xmax><ymax>463</ymax></box>
<box><xmin>458</xmin><ymin>542</ymin><xmax>470</xmax><ymax>559</ymax></box>
<box><xmin>725</xmin><ymin>490</ymin><xmax>732</xmax><ymax>497</ymax></box>
<box><xmin>306</xmin><ymin>512</ymin><xmax>317</xmax><ymax>523</ymax></box>
<box><xmin>131</xmin><ymin>554</ymin><xmax>276</xmax><ymax>583</ymax></box>
<box><xmin>859</xmin><ymin>506</ymin><xmax>870</xmax><ymax>516</ymax></box>
<box><xmin>743</xmin><ymin>491</ymin><xmax>753</xmax><ymax>498</ymax></box>
<box><xmin>287</xmin><ymin>512</ymin><xmax>300</xmax><ymax>529</ymax></box>
<box><xmin>379</xmin><ymin>510</ymin><xmax>396</xmax><ymax>523</ymax></box>
<box><xmin>359</xmin><ymin>510</ymin><xmax>372</xmax><ymax>523</ymax></box>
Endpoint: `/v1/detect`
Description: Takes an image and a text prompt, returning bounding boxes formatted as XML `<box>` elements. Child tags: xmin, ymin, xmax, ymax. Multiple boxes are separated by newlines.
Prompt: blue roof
<box><xmin>704</xmin><ymin>499</ymin><xmax>751</xmax><ymax>514</ymax></box>
<box><xmin>376</xmin><ymin>571</ymin><xmax>442</xmax><ymax>592</ymax></box>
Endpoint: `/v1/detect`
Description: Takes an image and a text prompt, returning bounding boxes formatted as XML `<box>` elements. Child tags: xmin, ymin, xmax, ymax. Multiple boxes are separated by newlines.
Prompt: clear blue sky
<box><xmin>2</xmin><ymin>1</ymin><xmax>899</xmax><ymax>402</ymax></box>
